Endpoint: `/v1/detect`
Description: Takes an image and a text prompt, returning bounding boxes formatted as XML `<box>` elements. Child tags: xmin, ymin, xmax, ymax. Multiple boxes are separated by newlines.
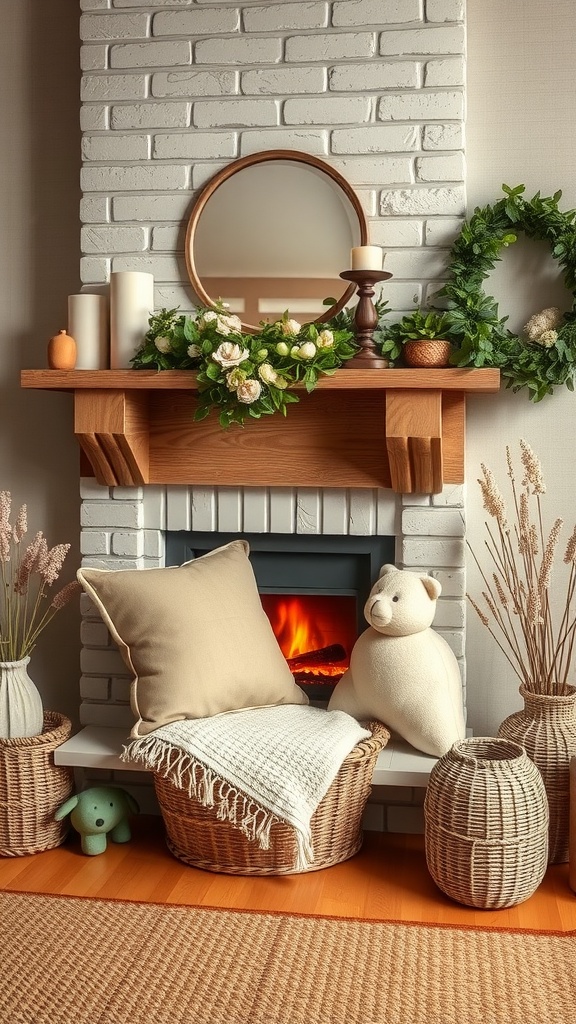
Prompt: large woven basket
<box><xmin>498</xmin><ymin>684</ymin><xmax>576</xmax><ymax>863</ymax></box>
<box><xmin>424</xmin><ymin>737</ymin><xmax>549</xmax><ymax>909</ymax></box>
<box><xmin>0</xmin><ymin>712</ymin><xmax>74</xmax><ymax>857</ymax></box>
<box><xmin>153</xmin><ymin>720</ymin><xmax>390</xmax><ymax>875</ymax></box>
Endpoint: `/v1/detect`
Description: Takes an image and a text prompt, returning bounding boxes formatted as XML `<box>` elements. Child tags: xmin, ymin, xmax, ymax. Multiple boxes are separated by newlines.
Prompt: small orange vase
<box><xmin>48</xmin><ymin>330</ymin><xmax>77</xmax><ymax>370</ymax></box>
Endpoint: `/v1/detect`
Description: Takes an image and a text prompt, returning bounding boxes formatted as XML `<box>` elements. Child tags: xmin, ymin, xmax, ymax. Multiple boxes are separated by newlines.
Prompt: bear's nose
<box><xmin>95</xmin><ymin>818</ymin><xmax>104</xmax><ymax>827</ymax></box>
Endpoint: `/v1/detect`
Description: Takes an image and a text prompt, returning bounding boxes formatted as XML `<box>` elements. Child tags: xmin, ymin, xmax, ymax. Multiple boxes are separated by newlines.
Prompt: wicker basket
<box><xmin>424</xmin><ymin>737</ymin><xmax>549</xmax><ymax>909</ymax></box>
<box><xmin>153</xmin><ymin>720</ymin><xmax>390</xmax><ymax>875</ymax></box>
<box><xmin>403</xmin><ymin>340</ymin><xmax>452</xmax><ymax>367</ymax></box>
<box><xmin>0</xmin><ymin>712</ymin><xmax>74</xmax><ymax>857</ymax></box>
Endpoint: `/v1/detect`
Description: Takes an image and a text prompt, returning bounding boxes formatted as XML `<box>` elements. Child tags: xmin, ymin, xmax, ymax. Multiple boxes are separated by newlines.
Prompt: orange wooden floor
<box><xmin>1</xmin><ymin>815</ymin><xmax>575</xmax><ymax>932</ymax></box>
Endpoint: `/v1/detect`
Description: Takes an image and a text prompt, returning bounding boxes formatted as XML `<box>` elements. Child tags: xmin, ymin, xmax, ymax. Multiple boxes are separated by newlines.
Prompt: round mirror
<box><xmin>185</xmin><ymin>150</ymin><xmax>368</xmax><ymax>333</ymax></box>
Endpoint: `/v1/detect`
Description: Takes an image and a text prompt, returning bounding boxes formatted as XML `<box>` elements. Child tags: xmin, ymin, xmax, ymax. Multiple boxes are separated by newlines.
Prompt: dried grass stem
<box><xmin>469</xmin><ymin>441</ymin><xmax>576</xmax><ymax>696</ymax></box>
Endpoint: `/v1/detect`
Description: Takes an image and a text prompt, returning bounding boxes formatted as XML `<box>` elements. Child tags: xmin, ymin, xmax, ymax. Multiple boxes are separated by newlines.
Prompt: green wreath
<box><xmin>440</xmin><ymin>184</ymin><xmax>576</xmax><ymax>401</ymax></box>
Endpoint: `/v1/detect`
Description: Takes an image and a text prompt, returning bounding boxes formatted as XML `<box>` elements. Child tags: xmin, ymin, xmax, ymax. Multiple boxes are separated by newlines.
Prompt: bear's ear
<box><xmin>377</xmin><ymin>563</ymin><xmax>397</xmax><ymax>579</ymax></box>
<box><xmin>420</xmin><ymin>574</ymin><xmax>442</xmax><ymax>601</ymax></box>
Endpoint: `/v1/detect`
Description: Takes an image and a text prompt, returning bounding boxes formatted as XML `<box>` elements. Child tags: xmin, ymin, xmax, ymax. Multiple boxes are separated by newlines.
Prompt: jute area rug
<box><xmin>2</xmin><ymin>891</ymin><xmax>575</xmax><ymax>1024</ymax></box>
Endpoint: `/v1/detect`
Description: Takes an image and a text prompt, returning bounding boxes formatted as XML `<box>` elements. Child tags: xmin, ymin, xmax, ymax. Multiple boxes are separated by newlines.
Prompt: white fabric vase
<box><xmin>0</xmin><ymin>658</ymin><xmax>44</xmax><ymax>738</ymax></box>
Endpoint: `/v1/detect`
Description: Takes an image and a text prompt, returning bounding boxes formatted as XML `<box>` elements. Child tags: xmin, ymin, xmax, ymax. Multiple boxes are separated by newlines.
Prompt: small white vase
<box><xmin>0</xmin><ymin>658</ymin><xmax>44</xmax><ymax>738</ymax></box>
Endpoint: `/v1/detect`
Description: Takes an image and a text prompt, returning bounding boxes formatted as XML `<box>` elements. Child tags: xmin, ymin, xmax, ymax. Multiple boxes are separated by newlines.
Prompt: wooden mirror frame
<box><xmin>184</xmin><ymin>150</ymin><xmax>368</xmax><ymax>333</ymax></box>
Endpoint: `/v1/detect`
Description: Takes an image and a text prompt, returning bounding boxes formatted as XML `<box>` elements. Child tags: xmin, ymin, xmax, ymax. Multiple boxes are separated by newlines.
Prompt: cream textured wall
<box><xmin>465</xmin><ymin>0</ymin><xmax>576</xmax><ymax>735</ymax></box>
<box><xmin>0</xmin><ymin>2</ymin><xmax>82</xmax><ymax>725</ymax></box>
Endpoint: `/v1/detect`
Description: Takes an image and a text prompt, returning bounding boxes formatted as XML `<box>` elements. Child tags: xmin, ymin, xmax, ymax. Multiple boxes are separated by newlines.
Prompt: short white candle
<box><xmin>351</xmin><ymin>245</ymin><xmax>383</xmax><ymax>271</ymax></box>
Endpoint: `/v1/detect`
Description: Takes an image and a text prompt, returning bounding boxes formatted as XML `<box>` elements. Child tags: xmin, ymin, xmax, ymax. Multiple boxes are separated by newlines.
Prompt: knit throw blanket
<box><xmin>122</xmin><ymin>705</ymin><xmax>371</xmax><ymax>871</ymax></box>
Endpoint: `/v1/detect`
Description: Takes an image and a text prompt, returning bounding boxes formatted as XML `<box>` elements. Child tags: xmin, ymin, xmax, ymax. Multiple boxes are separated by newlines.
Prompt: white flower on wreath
<box><xmin>317</xmin><ymin>329</ymin><xmax>334</xmax><ymax>348</ymax></box>
<box><xmin>237</xmin><ymin>379</ymin><xmax>262</xmax><ymax>404</ymax></box>
<box><xmin>226</xmin><ymin>367</ymin><xmax>246</xmax><ymax>392</ymax></box>
<box><xmin>279</xmin><ymin>318</ymin><xmax>301</xmax><ymax>337</ymax></box>
<box><xmin>154</xmin><ymin>336</ymin><xmax>172</xmax><ymax>354</ymax></box>
<box><xmin>212</xmin><ymin>342</ymin><xmax>249</xmax><ymax>369</ymax></box>
<box><xmin>535</xmin><ymin>330</ymin><xmax>558</xmax><ymax>348</ymax></box>
<box><xmin>187</xmin><ymin>343</ymin><xmax>201</xmax><ymax>359</ymax></box>
<box><xmin>523</xmin><ymin>307</ymin><xmax>563</xmax><ymax>342</ymax></box>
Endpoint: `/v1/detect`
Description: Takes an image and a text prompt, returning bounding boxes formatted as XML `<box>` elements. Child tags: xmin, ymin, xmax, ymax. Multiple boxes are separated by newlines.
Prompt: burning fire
<box><xmin>261</xmin><ymin>594</ymin><xmax>356</xmax><ymax>680</ymax></box>
<box><xmin>270</xmin><ymin>597</ymin><xmax>324</xmax><ymax>661</ymax></box>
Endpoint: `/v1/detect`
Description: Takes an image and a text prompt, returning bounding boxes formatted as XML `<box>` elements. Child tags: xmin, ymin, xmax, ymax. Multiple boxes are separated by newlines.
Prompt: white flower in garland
<box><xmin>297</xmin><ymin>342</ymin><xmax>317</xmax><ymax>360</ymax></box>
<box><xmin>258</xmin><ymin>363</ymin><xmax>288</xmax><ymax>389</ymax></box>
<box><xmin>212</xmin><ymin>342</ymin><xmax>249</xmax><ymax>369</ymax></box>
<box><xmin>280</xmin><ymin>318</ymin><xmax>302</xmax><ymax>337</ymax></box>
<box><xmin>222</xmin><ymin>313</ymin><xmax>243</xmax><ymax>333</ymax></box>
<box><xmin>317</xmin><ymin>329</ymin><xmax>334</xmax><ymax>348</ymax></box>
<box><xmin>237</xmin><ymin>379</ymin><xmax>262</xmax><ymax>404</ymax></box>
<box><xmin>197</xmin><ymin>310</ymin><xmax>218</xmax><ymax>330</ymax></box>
<box><xmin>226</xmin><ymin>367</ymin><xmax>246</xmax><ymax>391</ymax></box>
<box><xmin>187</xmin><ymin>343</ymin><xmax>201</xmax><ymax>358</ymax></box>
<box><xmin>154</xmin><ymin>336</ymin><xmax>172</xmax><ymax>354</ymax></box>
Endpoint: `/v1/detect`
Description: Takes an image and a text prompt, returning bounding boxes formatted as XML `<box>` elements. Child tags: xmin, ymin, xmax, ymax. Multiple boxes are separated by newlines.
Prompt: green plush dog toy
<box><xmin>55</xmin><ymin>786</ymin><xmax>139</xmax><ymax>856</ymax></box>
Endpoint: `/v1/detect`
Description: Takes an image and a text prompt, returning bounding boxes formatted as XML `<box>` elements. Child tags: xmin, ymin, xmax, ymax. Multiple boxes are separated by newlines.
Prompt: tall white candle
<box><xmin>351</xmin><ymin>246</ymin><xmax>383</xmax><ymax>271</ymax></box>
<box><xmin>110</xmin><ymin>271</ymin><xmax>154</xmax><ymax>369</ymax></box>
<box><xmin>68</xmin><ymin>293</ymin><xmax>108</xmax><ymax>369</ymax></box>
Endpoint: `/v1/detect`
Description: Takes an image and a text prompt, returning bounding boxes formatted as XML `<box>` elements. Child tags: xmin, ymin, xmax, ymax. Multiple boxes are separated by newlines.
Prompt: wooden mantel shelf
<box><xmin>21</xmin><ymin>367</ymin><xmax>500</xmax><ymax>494</ymax></box>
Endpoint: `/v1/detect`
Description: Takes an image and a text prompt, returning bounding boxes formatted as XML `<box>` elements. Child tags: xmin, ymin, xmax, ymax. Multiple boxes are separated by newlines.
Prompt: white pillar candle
<box><xmin>351</xmin><ymin>246</ymin><xmax>383</xmax><ymax>271</ymax></box>
<box><xmin>67</xmin><ymin>293</ymin><xmax>108</xmax><ymax>370</ymax></box>
<box><xmin>109</xmin><ymin>271</ymin><xmax>154</xmax><ymax>369</ymax></box>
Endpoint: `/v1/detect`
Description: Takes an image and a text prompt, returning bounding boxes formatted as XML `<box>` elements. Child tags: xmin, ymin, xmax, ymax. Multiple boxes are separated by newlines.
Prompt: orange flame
<box><xmin>269</xmin><ymin>597</ymin><xmax>324</xmax><ymax>660</ymax></box>
<box><xmin>261</xmin><ymin>594</ymin><xmax>356</xmax><ymax>679</ymax></box>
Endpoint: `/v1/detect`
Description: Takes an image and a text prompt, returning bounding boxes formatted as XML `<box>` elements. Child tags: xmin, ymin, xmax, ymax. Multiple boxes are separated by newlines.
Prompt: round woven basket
<box><xmin>424</xmin><ymin>737</ymin><xmax>549</xmax><ymax>909</ymax></box>
<box><xmin>403</xmin><ymin>340</ymin><xmax>452</xmax><ymax>367</ymax></box>
<box><xmin>153</xmin><ymin>720</ymin><xmax>390</xmax><ymax>875</ymax></box>
<box><xmin>0</xmin><ymin>712</ymin><xmax>74</xmax><ymax>857</ymax></box>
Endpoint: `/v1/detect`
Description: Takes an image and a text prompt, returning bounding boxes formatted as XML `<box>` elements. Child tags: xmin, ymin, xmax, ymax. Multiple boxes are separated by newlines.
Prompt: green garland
<box><xmin>131</xmin><ymin>305</ymin><xmax>359</xmax><ymax>427</ymax></box>
<box><xmin>439</xmin><ymin>184</ymin><xmax>576</xmax><ymax>401</ymax></box>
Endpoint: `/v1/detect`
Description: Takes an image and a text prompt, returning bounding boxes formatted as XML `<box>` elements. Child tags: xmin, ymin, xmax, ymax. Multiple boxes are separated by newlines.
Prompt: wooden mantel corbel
<box><xmin>20</xmin><ymin>368</ymin><xmax>500</xmax><ymax>494</ymax></box>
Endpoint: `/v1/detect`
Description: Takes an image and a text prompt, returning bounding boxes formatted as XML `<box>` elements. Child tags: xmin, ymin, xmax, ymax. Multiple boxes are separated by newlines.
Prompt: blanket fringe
<box><xmin>122</xmin><ymin>735</ymin><xmax>299</xmax><ymax>856</ymax></box>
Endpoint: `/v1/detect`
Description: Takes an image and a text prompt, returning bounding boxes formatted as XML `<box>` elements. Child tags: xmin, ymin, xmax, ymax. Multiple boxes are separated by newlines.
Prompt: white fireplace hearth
<box><xmin>58</xmin><ymin>478</ymin><xmax>467</xmax><ymax>832</ymax></box>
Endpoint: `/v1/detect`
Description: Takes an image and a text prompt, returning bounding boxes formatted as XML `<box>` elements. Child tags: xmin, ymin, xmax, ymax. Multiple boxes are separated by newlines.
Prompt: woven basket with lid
<box><xmin>424</xmin><ymin>736</ymin><xmax>549</xmax><ymax>909</ymax></box>
<box><xmin>153</xmin><ymin>719</ymin><xmax>389</xmax><ymax>875</ymax></box>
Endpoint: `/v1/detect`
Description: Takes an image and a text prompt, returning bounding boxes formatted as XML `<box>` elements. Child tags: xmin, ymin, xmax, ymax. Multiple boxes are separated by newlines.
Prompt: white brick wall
<box><xmin>78</xmin><ymin>0</ymin><xmax>465</xmax><ymax>319</ymax></box>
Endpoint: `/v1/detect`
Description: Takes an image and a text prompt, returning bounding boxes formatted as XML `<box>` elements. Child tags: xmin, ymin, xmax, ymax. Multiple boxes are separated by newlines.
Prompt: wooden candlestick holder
<box><xmin>339</xmin><ymin>269</ymin><xmax>392</xmax><ymax>369</ymax></box>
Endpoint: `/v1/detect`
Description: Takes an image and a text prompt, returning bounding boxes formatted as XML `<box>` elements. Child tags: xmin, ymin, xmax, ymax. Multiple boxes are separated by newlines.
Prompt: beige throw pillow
<box><xmin>77</xmin><ymin>540</ymin><xmax>308</xmax><ymax>738</ymax></box>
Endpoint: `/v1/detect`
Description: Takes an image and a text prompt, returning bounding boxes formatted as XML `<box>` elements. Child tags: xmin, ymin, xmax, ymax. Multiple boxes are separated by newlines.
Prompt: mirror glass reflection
<box><xmin>186</xmin><ymin>153</ymin><xmax>367</xmax><ymax>331</ymax></box>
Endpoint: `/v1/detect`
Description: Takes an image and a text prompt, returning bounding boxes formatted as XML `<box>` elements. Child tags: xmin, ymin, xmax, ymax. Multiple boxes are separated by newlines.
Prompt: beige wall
<box><xmin>0</xmin><ymin>1</ymin><xmax>81</xmax><ymax>724</ymax></box>
<box><xmin>466</xmin><ymin>0</ymin><xmax>576</xmax><ymax>733</ymax></box>
<box><xmin>2</xmin><ymin>0</ymin><xmax>575</xmax><ymax>736</ymax></box>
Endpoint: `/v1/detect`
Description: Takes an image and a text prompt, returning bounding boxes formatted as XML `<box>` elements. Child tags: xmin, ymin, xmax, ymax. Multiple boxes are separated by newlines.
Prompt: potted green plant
<box><xmin>377</xmin><ymin>309</ymin><xmax>454</xmax><ymax>367</ymax></box>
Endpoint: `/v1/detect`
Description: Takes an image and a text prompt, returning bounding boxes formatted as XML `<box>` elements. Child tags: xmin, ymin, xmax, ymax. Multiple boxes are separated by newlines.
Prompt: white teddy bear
<box><xmin>328</xmin><ymin>564</ymin><xmax>465</xmax><ymax>757</ymax></box>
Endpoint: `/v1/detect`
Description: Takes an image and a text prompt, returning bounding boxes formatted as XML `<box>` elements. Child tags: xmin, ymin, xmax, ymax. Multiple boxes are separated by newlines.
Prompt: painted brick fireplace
<box><xmin>78</xmin><ymin>480</ymin><xmax>466</xmax><ymax>829</ymax></box>
<box><xmin>69</xmin><ymin>0</ymin><xmax>469</xmax><ymax>830</ymax></box>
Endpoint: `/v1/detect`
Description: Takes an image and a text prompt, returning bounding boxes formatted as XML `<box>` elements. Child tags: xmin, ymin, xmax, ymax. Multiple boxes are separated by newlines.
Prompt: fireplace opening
<box><xmin>166</xmin><ymin>531</ymin><xmax>395</xmax><ymax>700</ymax></box>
